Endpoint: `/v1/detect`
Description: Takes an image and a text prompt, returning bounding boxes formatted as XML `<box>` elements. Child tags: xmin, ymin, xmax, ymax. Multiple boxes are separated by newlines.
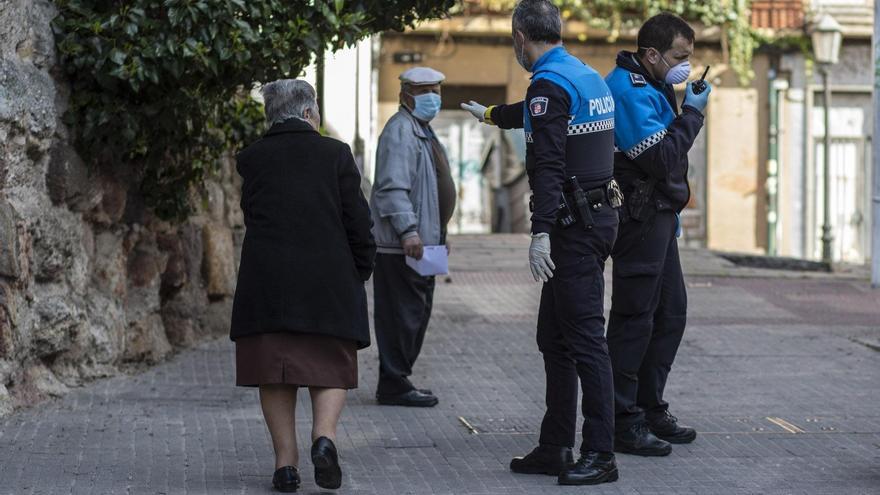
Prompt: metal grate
<box><xmin>457</xmin><ymin>416</ymin><xmax>539</xmax><ymax>435</ymax></box>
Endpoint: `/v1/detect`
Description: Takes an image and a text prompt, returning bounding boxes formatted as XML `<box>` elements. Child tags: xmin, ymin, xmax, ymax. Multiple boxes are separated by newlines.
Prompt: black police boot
<box><xmin>509</xmin><ymin>444</ymin><xmax>574</xmax><ymax>476</ymax></box>
<box><xmin>614</xmin><ymin>423</ymin><xmax>672</xmax><ymax>456</ymax></box>
<box><xmin>557</xmin><ymin>451</ymin><xmax>619</xmax><ymax>486</ymax></box>
<box><xmin>648</xmin><ymin>412</ymin><xmax>697</xmax><ymax>444</ymax></box>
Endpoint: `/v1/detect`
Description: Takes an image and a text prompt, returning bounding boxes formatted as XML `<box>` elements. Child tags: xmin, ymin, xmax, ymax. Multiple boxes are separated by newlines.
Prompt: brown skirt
<box><xmin>235</xmin><ymin>333</ymin><xmax>358</xmax><ymax>389</ymax></box>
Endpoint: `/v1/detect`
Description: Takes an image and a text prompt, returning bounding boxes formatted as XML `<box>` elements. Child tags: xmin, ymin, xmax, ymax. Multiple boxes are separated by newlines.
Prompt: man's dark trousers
<box><xmin>373</xmin><ymin>253</ymin><xmax>436</xmax><ymax>396</ymax></box>
<box><xmin>607</xmin><ymin>211</ymin><xmax>687</xmax><ymax>431</ymax></box>
<box><xmin>536</xmin><ymin>205</ymin><xmax>618</xmax><ymax>454</ymax></box>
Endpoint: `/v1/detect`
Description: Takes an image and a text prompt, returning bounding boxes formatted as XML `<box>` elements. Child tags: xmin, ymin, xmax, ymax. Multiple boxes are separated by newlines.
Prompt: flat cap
<box><xmin>399</xmin><ymin>66</ymin><xmax>445</xmax><ymax>86</ymax></box>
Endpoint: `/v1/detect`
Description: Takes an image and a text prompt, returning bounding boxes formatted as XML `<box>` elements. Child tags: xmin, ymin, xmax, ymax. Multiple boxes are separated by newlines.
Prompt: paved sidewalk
<box><xmin>1</xmin><ymin>235</ymin><xmax>878</xmax><ymax>495</ymax></box>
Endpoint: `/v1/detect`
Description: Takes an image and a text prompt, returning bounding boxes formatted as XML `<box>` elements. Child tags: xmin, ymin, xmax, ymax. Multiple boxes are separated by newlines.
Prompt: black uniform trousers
<box><xmin>607</xmin><ymin>210</ymin><xmax>687</xmax><ymax>432</ymax></box>
<box><xmin>537</xmin><ymin>205</ymin><xmax>618</xmax><ymax>454</ymax></box>
<box><xmin>373</xmin><ymin>253</ymin><xmax>436</xmax><ymax>396</ymax></box>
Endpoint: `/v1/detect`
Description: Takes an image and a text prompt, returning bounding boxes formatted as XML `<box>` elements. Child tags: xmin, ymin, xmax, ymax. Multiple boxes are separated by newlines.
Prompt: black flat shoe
<box><xmin>311</xmin><ymin>436</ymin><xmax>342</xmax><ymax>490</ymax></box>
<box><xmin>376</xmin><ymin>389</ymin><xmax>439</xmax><ymax>407</ymax></box>
<box><xmin>272</xmin><ymin>466</ymin><xmax>300</xmax><ymax>493</ymax></box>
<box><xmin>510</xmin><ymin>444</ymin><xmax>574</xmax><ymax>476</ymax></box>
<box><xmin>614</xmin><ymin>423</ymin><xmax>672</xmax><ymax>457</ymax></box>
<box><xmin>649</xmin><ymin>412</ymin><xmax>697</xmax><ymax>444</ymax></box>
<box><xmin>558</xmin><ymin>451</ymin><xmax>619</xmax><ymax>486</ymax></box>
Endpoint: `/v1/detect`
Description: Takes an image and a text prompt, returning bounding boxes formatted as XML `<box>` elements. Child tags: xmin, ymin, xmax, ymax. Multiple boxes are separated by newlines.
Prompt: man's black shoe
<box><xmin>649</xmin><ymin>412</ymin><xmax>697</xmax><ymax>444</ymax></box>
<box><xmin>272</xmin><ymin>466</ymin><xmax>300</xmax><ymax>493</ymax></box>
<box><xmin>614</xmin><ymin>423</ymin><xmax>672</xmax><ymax>456</ymax></box>
<box><xmin>557</xmin><ymin>451</ymin><xmax>619</xmax><ymax>486</ymax></box>
<box><xmin>376</xmin><ymin>389</ymin><xmax>439</xmax><ymax>407</ymax></box>
<box><xmin>509</xmin><ymin>445</ymin><xmax>574</xmax><ymax>476</ymax></box>
<box><xmin>311</xmin><ymin>436</ymin><xmax>342</xmax><ymax>489</ymax></box>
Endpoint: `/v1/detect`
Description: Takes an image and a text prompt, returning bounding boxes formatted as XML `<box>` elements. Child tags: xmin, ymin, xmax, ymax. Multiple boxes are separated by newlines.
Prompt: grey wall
<box><xmin>0</xmin><ymin>0</ymin><xmax>245</xmax><ymax>415</ymax></box>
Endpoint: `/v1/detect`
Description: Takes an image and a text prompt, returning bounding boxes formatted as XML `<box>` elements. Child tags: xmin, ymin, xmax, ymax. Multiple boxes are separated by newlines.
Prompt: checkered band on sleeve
<box><xmin>525</xmin><ymin>132</ymin><xmax>533</xmax><ymax>143</ymax></box>
<box><xmin>567</xmin><ymin>118</ymin><xmax>615</xmax><ymax>136</ymax></box>
<box><xmin>624</xmin><ymin>129</ymin><xmax>667</xmax><ymax>160</ymax></box>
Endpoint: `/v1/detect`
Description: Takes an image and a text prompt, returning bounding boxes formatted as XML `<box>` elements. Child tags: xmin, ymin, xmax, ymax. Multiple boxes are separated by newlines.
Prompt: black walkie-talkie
<box><xmin>692</xmin><ymin>66</ymin><xmax>710</xmax><ymax>95</ymax></box>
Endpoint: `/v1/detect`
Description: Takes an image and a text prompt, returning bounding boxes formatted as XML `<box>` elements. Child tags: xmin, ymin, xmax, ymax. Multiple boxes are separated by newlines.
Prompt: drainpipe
<box><xmin>872</xmin><ymin>1</ymin><xmax>879</xmax><ymax>287</ymax></box>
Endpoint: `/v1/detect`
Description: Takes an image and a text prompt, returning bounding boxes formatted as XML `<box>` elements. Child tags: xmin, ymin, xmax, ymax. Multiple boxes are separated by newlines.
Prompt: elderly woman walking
<box><xmin>231</xmin><ymin>79</ymin><xmax>376</xmax><ymax>492</ymax></box>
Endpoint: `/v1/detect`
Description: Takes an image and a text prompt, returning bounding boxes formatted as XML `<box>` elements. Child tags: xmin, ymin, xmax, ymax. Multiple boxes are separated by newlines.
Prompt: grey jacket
<box><xmin>370</xmin><ymin>108</ymin><xmax>442</xmax><ymax>254</ymax></box>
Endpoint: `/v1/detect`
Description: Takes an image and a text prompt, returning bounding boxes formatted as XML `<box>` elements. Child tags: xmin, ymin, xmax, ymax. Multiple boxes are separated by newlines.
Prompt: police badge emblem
<box><xmin>629</xmin><ymin>73</ymin><xmax>647</xmax><ymax>87</ymax></box>
<box><xmin>529</xmin><ymin>97</ymin><xmax>549</xmax><ymax>116</ymax></box>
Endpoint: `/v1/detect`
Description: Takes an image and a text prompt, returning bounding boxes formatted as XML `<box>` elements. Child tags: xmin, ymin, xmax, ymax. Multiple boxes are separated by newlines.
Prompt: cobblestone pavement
<box><xmin>1</xmin><ymin>235</ymin><xmax>878</xmax><ymax>495</ymax></box>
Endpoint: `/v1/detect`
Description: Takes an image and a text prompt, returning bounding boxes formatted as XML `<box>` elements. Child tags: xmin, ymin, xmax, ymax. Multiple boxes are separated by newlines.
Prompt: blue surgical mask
<box><xmin>408</xmin><ymin>93</ymin><xmax>441</xmax><ymax>122</ymax></box>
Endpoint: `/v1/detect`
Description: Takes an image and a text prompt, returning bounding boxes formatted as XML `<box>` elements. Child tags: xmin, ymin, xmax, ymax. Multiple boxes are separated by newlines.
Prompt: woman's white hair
<box><xmin>261</xmin><ymin>79</ymin><xmax>319</xmax><ymax>125</ymax></box>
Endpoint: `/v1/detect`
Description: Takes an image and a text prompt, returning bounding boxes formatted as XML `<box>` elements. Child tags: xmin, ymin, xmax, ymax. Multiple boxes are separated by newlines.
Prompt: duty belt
<box><xmin>529</xmin><ymin>179</ymin><xmax>624</xmax><ymax>230</ymax></box>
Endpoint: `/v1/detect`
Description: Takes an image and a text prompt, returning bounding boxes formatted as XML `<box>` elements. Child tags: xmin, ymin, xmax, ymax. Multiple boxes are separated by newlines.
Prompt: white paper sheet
<box><xmin>405</xmin><ymin>245</ymin><xmax>449</xmax><ymax>276</ymax></box>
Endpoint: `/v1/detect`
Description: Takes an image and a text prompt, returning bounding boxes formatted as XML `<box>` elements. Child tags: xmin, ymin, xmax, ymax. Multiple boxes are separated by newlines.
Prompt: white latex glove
<box><xmin>460</xmin><ymin>100</ymin><xmax>488</xmax><ymax>122</ymax></box>
<box><xmin>529</xmin><ymin>233</ymin><xmax>555</xmax><ymax>283</ymax></box>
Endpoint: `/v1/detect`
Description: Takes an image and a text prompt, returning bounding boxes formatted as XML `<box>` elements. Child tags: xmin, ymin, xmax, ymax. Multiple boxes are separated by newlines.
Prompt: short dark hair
<box><xmin>512</xmin><ymin>0</ymin><xmax>562</xmax><ymax>43</ymax></box>
<box><xmin>636</xmin><ymin>13</ymin><xmax>695</xmax><ymax>56</ymax></box>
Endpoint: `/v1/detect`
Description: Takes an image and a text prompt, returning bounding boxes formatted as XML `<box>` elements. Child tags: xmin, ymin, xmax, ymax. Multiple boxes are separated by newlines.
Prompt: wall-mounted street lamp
<box><xmin>810</xmin><ymin>13</ymin><xmax>843</xmax><ymax>264</ymax></box>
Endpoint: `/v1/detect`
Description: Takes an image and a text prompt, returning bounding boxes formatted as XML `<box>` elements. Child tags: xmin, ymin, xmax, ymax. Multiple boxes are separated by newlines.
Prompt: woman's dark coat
<box><xmin>230</xmin><ymin>118</ymin><xmax>376</xmax><ymax>348</ymax></box>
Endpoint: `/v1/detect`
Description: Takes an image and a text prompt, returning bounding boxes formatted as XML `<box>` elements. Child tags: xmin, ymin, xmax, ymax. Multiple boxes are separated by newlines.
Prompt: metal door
<box><xmin>813</xmin><ymin>136</ymin><xmax>870</xmax><ymax>263</ymax></box>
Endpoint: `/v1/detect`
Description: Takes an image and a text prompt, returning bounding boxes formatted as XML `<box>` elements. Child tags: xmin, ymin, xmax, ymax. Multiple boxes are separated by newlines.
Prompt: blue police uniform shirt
<box><xmin>605</xmin><ymin>66</ymin><xmax>675</xmax><ymax>161</ymax></box>
<box><xmin>524</xmin><ymin>47</ymin><xmax>616</xmax><ymax>148</ymax></box>
<box><xmin>603</xmin><ymin>51</ymin><xmax>705</xmax><ymax>212</ymax></box>
<box><xmin>488</xmin><ymin>46</ymin><xmax>616</xmax><ymax>234</ymax></box>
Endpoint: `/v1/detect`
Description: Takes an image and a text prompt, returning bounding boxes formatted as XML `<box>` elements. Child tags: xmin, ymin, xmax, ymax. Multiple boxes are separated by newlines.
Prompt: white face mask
<box><xmin>641</xmin><ymin>47</ymin><xmax>691</xmax><ymax>85</ymax></box>
<box><xmin>660</xmin><ymin>55</ymin><xmax>691</xmax><ymax>85</ymax></box>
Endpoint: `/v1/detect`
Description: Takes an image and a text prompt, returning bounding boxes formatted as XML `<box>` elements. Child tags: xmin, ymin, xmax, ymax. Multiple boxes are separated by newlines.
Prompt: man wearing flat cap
<box><xmin>370</xmin><ymin>67</ymin><xmax>456</xmax><ymax>407</ymax></box>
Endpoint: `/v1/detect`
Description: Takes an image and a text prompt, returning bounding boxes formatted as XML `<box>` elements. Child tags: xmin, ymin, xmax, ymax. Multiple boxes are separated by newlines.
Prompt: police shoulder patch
<box><xmin>630</xmin><ymin>73</ymin><xmax>647</xmax><ymax>87</ymax></box>
<box><xmin>529</xmin><ymin>96</ymin><xmax>549</xmax><ymax>117</ymax></box>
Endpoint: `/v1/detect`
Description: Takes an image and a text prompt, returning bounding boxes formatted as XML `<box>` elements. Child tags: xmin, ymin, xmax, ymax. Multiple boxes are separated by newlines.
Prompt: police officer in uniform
<box><xmin>462</xmin><ymin>0</ymin><xmax>620</xmax><ymax>486</ymax></box>
<box><xmin>603</xmin><ymin>13</ymin><xmax>711</xmax><ymax>456</ymax></box>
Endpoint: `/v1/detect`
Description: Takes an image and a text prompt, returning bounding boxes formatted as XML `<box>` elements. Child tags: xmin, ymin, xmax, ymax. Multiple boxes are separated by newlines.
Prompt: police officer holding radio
<box><xmin>603</xmin><ymin>13</ymin><xmax>711</xmax><ymax>457</ymax></box>
<box><xmin>462</xmin><ymin>0</ymin><xmax>621</xmax><ymax>486</ymax></box>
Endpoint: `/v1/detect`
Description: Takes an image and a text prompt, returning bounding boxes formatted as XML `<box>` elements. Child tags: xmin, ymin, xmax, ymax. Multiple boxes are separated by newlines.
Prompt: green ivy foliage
<box><xmin>470</xmin><ymin>0</ymin><xmax>759</xmax><ymax>85</ymax></box>
<box><xmin>53</xmin><ymin>0</ymin><xmax>455</xmax><ymax>221</ymax></box>
<box><xmin>565</xmin><ymin>0</ymin><xmax>758</xmax><ymax>85</ymax></box>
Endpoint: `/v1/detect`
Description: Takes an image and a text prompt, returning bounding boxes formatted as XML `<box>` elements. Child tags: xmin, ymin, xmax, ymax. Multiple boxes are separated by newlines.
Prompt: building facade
<box><xmin>317</xmin><ymin>1</ymin><xmax>876</xmax><ymax>263</ymax></box>
<box><xmin>766</xmin><ymin>0</ymin><xmax>875</xmax><ymax>263</ymax></box>
<box><xmin>376</xmin><ymin>15</ymin><xmax>763</xmax><ymax>252</ymax></box>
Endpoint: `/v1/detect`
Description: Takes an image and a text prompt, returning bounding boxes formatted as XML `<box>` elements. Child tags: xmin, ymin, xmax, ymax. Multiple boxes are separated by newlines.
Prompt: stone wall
<box><xmin>0</xmin><ymin>0</ymin><xmax>244</xmax><ymax>416</ymax></box>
